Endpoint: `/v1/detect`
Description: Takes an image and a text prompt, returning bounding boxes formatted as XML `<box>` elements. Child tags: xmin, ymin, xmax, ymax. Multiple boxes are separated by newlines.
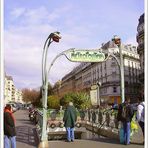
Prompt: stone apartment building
<box><xmin>4</xmin><ymin>75</ymin><xmax>23</xmax><ymax>104</ymax></box>
<box><xmin>53</xmin><ymin>41</ymin><xmax>141</xmax><ymax>104</ymax></box>
<box><xmin>136</xmin><ymin>13</ymin><xmax>144</xmax><ymax>97</ymax></box>
<box><xmin>4</xmin><ymin>75</ymin><xmax>15</xmax><ymax>104</ymax></box>
<box><xmin>14</xmin><ymin>88</ymin><xmax>23</xmax><ymax>103</ymax></box>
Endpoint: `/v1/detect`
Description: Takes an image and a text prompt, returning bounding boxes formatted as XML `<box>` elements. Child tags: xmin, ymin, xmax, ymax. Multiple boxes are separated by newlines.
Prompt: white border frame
<box><xmin>144</xmin><ymin>0</ymin><xmax>147</xmax><ymax>148</ymax></box>
<box><xmin>0</xmin><ymin>1</ymin><xmax>146</xmax><ymax>148</ymax></box>
<box><xmin>0</xmin><ymin>0</ymin><xmax>4</xmax><ymax>147</ymax></box>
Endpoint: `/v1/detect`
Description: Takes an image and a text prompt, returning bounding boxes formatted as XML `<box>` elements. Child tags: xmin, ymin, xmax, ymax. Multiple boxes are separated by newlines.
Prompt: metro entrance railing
<box><xmin>35</xmin><ymin>108</ymin><xmax>120</xmax><ymax>140</ymax></box>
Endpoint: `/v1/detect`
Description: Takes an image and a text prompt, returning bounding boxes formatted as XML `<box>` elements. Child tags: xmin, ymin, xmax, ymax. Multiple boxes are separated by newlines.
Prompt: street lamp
<box><xmin>39</xmin><ymin>32</ymin><xmax>61</xmax><ymax>148</ymax></box>
<box><xmin>112</xmin><ymin>35</ymin><xmax>125</xmax><ymax>103</ymax></box>
<box><xmin>42</xmin><ymin>32</ymin><xmax>61</xmax><ymax>82</ymax></box>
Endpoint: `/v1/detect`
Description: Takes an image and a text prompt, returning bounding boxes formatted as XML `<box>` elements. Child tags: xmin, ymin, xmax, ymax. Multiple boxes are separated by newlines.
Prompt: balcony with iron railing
<box><xmin>139</xmin><ymin>72</ymin><xmax>144</xmax><ymax>83</ymax></box>
<box><xmin>137</xmin><ymin>27</ymin><xmax>144</xmax><ymax>37</ymax></box>
<box><xmin>137</xmin><ymin>44</ymin><xmax>144</xmax><ymax>53</ymax></box>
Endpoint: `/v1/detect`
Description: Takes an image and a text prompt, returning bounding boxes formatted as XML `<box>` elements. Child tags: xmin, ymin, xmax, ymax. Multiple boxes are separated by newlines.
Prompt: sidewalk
<box><xmin>14</xmin><ymin>110</ymin><xmax>39</xmax><ymax>148</ymax></box>
<box><xmin>14</xmin><ymin>110</ymin><xmax>144</xmax><ymax>148</ymax></box>
<box><xmin>48</xmin><ymin>139</ymin><xmax>144</xmax><ymax>148</ymax></box>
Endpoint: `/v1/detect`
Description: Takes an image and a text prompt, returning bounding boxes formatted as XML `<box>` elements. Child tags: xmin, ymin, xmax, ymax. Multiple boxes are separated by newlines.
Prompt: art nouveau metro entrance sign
<box><xmin>48</xmin><ymin>47</ymin><xmax>122</xmax><ymax>107</ymax></box>
<box><xmin>64</xmin><ymin>49</ymin><xmax>105</xmax><ymax>62</ymax></box>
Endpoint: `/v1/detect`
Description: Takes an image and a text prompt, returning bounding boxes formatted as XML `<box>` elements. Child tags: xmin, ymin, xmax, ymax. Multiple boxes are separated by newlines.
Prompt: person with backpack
<box><xmin>117</xmin><ymin>98</ymin><xmax>134</xmax><ymax>145</ymax></box>
<box><xmin>136</xmin><ymin>98</ymin><xmax>144</xmax><ymax>143</ymax></box>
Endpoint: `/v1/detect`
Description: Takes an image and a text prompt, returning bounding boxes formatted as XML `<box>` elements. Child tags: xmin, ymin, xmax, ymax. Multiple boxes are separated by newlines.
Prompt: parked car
<box><xmin>6</xmin><ymin>103</ymin><xmax>18</xmax><ymax>112</ymax></box>
<box><xmin>14</xmin><ymin>102</ymin><xmax>23</xmax><ymax>110</ymax></box>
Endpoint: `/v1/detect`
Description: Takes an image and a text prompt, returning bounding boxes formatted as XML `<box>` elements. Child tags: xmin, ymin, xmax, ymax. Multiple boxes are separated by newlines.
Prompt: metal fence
<box><xmin>36</xmin><ymin>108</ymin><xmax>120</xmax><ymax>130</ymax></box>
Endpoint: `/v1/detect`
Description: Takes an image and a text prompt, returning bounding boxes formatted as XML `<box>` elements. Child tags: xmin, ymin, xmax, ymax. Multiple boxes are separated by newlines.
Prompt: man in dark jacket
<box><xmin>117</xmin><ymin>98</ymin><xmax>134</xmax><ymax>145</ymax></box>
<box><xmin>136</xmin><ymin>97</ymin><xmax>145</xmax><ymax>144</ymax></box>
<box><xmin>63</xmin><ymin>102</ymin><xmax>77</xmax><ymax>142</ymax></box>
<box><xmin>4</xmin><ymin>104</ymin><xmax>16</xmax><ymax>148</ymax></box>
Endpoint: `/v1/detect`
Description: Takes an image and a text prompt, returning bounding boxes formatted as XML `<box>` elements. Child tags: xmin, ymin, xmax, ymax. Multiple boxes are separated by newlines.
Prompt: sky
<box><xmin>4</xmin><ymin>0</ymin><xmax>144</xmax><ymax>90</ymax></box>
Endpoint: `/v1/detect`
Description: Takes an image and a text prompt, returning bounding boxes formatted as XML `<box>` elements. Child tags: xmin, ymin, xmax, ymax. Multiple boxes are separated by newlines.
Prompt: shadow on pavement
<box><xmin>17</xmin><ymin>119</ymin><xmax>35</xmax><ymax>125</ymax></box>
<box><xmin>131</xmin><ymin>142</ymin><xmax>144</xmax><ymax>146</ymax></box>
<box><xmin>87</xmin><ymin>137</ymin><xmax>120</xmax><ymax>145</ymax></box>
<box><xmin>16</xmin><ymin>126</ymin><xmax>39</xmax><ymax>147</ymax></box>
<box><xmin>88</xmin><ymin>136</ymin><xmax>144</xmax><ymax>146</ymax></box>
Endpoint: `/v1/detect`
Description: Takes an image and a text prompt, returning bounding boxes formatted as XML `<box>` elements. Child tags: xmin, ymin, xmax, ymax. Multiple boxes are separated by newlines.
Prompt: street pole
<box><xmin>41</xmin><ymin>37</ymin><xmax>51</xmax><ymax>147</ymax></box>
<box><xmin>119</xmin><ymin>43</ymin><xmax>125</xmax><ymax>103</ymax></box>
<box><xmin>112</xmin><ymin>35</ymin><xmax>125</xmax><ymax>103</ymax></box>
<box><xmin>39</xmin><ymin>32</ymin><xmax>61</xmax><ymax>148</ymax></box>
<box><xmin>97</xmin><ymin>82</ymin><xmax>101</xmax><ymax>106</ymax></box>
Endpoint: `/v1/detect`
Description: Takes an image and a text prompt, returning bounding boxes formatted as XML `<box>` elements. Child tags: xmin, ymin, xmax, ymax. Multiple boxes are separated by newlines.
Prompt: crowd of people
<box><xmin>117</xmin><ymin>97</ymin><xmax>145</xmax><ymax>145</ymax></box>
<box><xmin>3</xmin><ymin>97</ymin><xmax>145</xmax><ymax>147</ymax></box>
<box><xmin>62</xmin><ymin>98</ymin><xmax>145</xmax><ymax>145</ymax></box>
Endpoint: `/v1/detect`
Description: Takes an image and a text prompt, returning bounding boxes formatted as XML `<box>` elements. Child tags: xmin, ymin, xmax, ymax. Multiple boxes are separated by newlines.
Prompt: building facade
<box><xmin>14</xmin><ymin>88</ymin><xmax>23</xmax><ymax>103</ymax></box>
<box><xmin>54</xmin><ymin>42</ymin><xmax>141</xmax><ymax>104</ymax></box>
<box><xmin>136</xmin><ymin>13</ymin><xmax>144</xmax><ymax>97</ymax></box>
<box><xmin>5</xmin><ymin>76</ymin><xmax>15</xmax><ymax>104</ymax></box>
<box><xmin>4</xmin><ymin>75</ymin><xmax>23</xmax><ymax>104</ymax></box>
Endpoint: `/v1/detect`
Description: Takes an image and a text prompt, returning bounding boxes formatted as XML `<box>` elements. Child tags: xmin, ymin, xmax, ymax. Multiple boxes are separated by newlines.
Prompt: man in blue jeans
<box><xmin>63</xmin><ymin>102</ymin><xmax>77</xmax><ymax>142</ymax></box>
<box><xmin>117</xmin><ymin>98</ymin><xmax>134</xmax><ymax>145</ymax></box>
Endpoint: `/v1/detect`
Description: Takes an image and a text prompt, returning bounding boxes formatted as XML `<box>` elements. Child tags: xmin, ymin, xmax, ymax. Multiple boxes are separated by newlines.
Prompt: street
<box><xmin>14</xmin><ymin>110</ymin><xmax>144</xmax><ymax>148</ymax></box>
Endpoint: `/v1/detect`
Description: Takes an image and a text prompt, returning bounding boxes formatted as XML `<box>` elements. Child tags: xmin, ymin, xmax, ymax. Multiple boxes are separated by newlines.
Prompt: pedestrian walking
<box><xmin>117</xmin><ymin>98</ymin><xmax>134</xmax><ymax>145</ymax></box>
<box><xmin>136</xmin><ymin>97</ymin><xmax>145</xmax><ymax>144</ymax></box>
<box><xmin>63</xmin><ymin>102</ymin><xmax>77</xmax><ymax>142</ymax></box>
<box><xmin>4</xmin><ymin>104</ymin><xmax>16</xmax><ymax>148</ymax></box>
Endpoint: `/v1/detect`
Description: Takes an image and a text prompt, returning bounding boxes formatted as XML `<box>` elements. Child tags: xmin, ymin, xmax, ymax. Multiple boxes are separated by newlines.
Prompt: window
<box><xmin>128</xmin><ymin>61</ymin><xmax>130</xmax><ymax>67</ymax></box>
<box><xmin>112</xmin><ymin>72</ymin><xmax>116</xmax><ymax>79</ymax></box>
<box><xmin>104</xmin><ymin>63</ymin><xmax>106</xmax><ymax>69</ymax></box>
<box><xmin>111</xmin><ymin>61</ymin><xmax>116</xmax><ymax>66</ymax></box>
<box><xmin>103</xmin><ymin>88</ymin><xmax>107</xmax><ymax>93</ymax></box>
<box><xmin>113</xmin><ymin>87</ymin><xmax>117</xmax><ymax>93</ymax></box>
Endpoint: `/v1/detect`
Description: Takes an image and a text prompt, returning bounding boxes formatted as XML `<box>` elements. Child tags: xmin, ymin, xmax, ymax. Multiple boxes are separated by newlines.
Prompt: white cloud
<box><xmin>9</xmin><ymin>5</ymin><xmax>73</xmax><ymax>26</ymax></box>
<box><xmin>10</xmin><ymin>7</ymin><xmax>26</xmax><ymax>19</ymax></box>
<box><xmin>4</xmin><ymin>15</ymin><xmax>87</xmax><ymax>89</ymax></box>
<box><xmin>4</xmin><ymin>1</ymin><xmax>143</xmax><ymax>89</ymax></box>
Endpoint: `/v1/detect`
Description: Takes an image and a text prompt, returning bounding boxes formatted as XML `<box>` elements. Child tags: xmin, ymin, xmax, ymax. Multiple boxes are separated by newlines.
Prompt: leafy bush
<box><xmin>60</xmin><ymin>92</ymin><xmax>91</xmax><ymax>109</ymax></box>
<box><xmin>47</xmin><ymin>95</ymin><xmax>60</xmax><ymax>109</ymax></box>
